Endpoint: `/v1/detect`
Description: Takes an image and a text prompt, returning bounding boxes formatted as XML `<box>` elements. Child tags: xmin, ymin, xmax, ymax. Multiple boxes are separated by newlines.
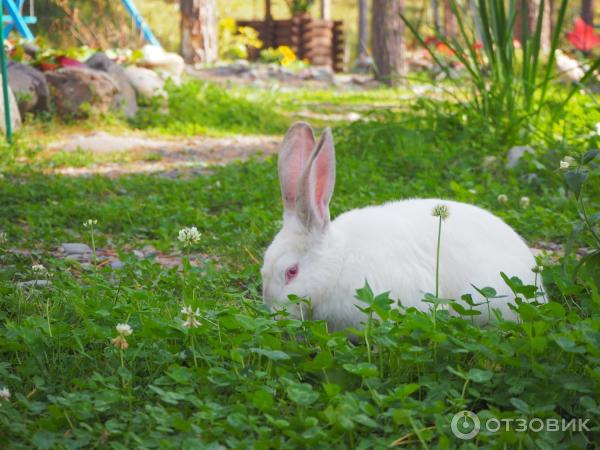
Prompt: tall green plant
<box><xmin>401</xmin><ymin>0</ymin><xmax>597</xmax><ymax>134</ymax></box>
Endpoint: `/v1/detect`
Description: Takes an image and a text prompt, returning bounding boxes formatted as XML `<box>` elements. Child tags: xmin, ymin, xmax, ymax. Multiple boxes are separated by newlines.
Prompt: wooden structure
<box><xmin>237</xmin><ymin>0</ymin><xmax>344</xmax><ymax>72</ymax></box>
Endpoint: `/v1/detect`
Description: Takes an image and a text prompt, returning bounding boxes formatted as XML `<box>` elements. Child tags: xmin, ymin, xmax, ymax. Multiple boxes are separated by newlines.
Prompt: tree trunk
<box><xmin>442</xmin><ymin>0</ymin><xmax>457</xmax><ymax>39</ymax></box>
<box><xmin>180</xmin><ymin>0</ymin><xmax>217</xmax><ymax>65</ymax></box>
<box><xmin>357</xmin><ymin>0</ymin><xmax>369</xmax><ymax>61</ymax></box>
<box><xmin>321</xmin><ymin>0</ymin><xmax>332</xmax><ymax>20</ymax></box>
<box><xmin>514</xmin><ymin>0</ymin><xmax>553</xmax><ymax>53</ymax></box>
<box><xmin>372</xmin><ymin>0</ymin><xmax>406</xmax><ymax>86</ymax></box>
<box><xmin>581</xmin><ymin>0</ymin><xmax>594</xmax><ymax>25</ymax></box>
<box><xmin>432</xmin><ymin>0</ymin><xmax>441</xmax><ymax>34</ymax></box>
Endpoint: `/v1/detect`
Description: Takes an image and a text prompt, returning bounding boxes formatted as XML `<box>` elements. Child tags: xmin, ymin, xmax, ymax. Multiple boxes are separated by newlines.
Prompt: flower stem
<box><xmin>435</xmin><ymin>216</ymin><xmax>442</xmax><ymax>298</ymax></box>
<box><xmin>45</xmin><ymin>299</ymin><xmax>52</xmax><ymax>337</ymax></box>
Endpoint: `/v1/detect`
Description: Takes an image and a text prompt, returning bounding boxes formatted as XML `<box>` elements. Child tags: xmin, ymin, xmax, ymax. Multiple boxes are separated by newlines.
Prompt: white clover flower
<box><xmin>431</xmin><ymin>204</ymin><xmax>450</xmax><ymax>221</ymax></box>
<box><xmin>31</xmin><ymin>264</ymin><xmax>47</xmax><ymax>274</ymax></box>
<box><xmin>497</xmin><ymin>194</ymin><xmax>509</xmax><ymax>204</ymax></box>
<box><xmin>181</xmin><ymin>305</ymin><xmax>202</xmax><ymax>329</ymax></box>
<box><xmin>0</xmin><ymin>387</ymin><xmax>10</xmax><ymax>402</ymax></box>
<box><xmin>594</xmin><ymin>123</ymin><xmax>600</xmax><ymax>136</ymax></box>
<box><xmin>560</xmin><ymin>156</ymin><xmax>576</xmax><ymax>170</ymax></box>
<box><xmin>0</xmin><ymin>231</ymin><xmax>7</xmax><ymax>245</ymax></box>
<box><xmin>182</xmin><ymin>316</ymin><xmax>202</xmax><ymax>329</ymax></box>
<box><xmin>178</xmin><ymin>226</ymin><xmax>201</xmax><ymax>247</ymax></box>
<box><xmin>115</xmin><ymin>323</ymin><xmax>133</xmax><ymax>336</ymax></box>
<box><xmin>468</xmin><ymin>189</ymin><xmax>477</xmax><ymax>195</ymax></box>
<box><xmin>83</xmin><ymin>219</ymin><xmax>98</xmax><ymax>228</ymax></box>
<box><xmin>520</xmin><ymin>196</ymin><xmax>530</xmax><ymax>209</ymax></box>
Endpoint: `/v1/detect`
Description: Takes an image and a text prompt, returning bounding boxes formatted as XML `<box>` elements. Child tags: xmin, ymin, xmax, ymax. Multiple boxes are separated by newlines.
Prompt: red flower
<box><xmin>566</xmin><ymin>17</ymin><xmax>600</xmax><ymax>52</ymax></box>
<box><xmin>56</xmin><ymin>55</ymin><xmax>86</xmax><ymax>69</ymax></box>
<box><xmin>423</xmin><ymin>36</ymin><xmax>455</xmax><ymax>56</ymax></box>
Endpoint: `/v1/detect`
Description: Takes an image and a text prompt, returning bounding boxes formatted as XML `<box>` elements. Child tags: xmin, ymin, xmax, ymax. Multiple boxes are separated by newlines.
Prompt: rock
<box><xmin>60</xmin><ymin>243</ymin><xmax>92</xmax><ymax>255</ymax></box>
<box><xmin>506</xmin><ymin>146</ymin><xmax>534</xmax><ymax>169</ymax></box>
<box><xmin>7</xmin><ymin>61</ymin><xmax>50</xmax><ymax>116</ymax></box>
<box><xmin>85</xmin><ymin>52</ymin><xmax>138</xmax><ymax>118</ymax></box>
<box><xmin>45</xmin><ymin>68</ymin><xmax>119</xmax><ymax>118</ymax></box>
<box><xmin>124</xmin><ymin>66</ymin><xmax>166</xmax><ymax>99</ymax></box>
<box><xmin>0</xmin><ymin>74</ymin><xmax>22</xmax><ymax>132</ymax></box>
<box><xmin>17</xmin><ymin>280</ymin><xmax>51</xmax><ymax>288</ymax></box>
<box><xmin>139</xmin><ymin>45</ymin><xmax>185</xmax><ymax>78</ymax></box>
<box><xmin>299</xmin><ymin>66</ymin><xmax>334</xmax><ymax>82</ymax></box>
<box><xmin>111</xmin><ymin>259</ymin><xmax>124</xmax><ymax>269</ymax></box>
<box><xmin>353</xmin><ymin>56</ymin><xmax>373</xmax><ymax>73</ymax></box>
<box><xmin>23</xmin><ymin>42</ymin><xmax>39</xmax><ymax>57</ymax></box>
<box><xmin>141</xmin><ymin>244</ymin><xmax>158</xmax><ymax>257</ymax></box>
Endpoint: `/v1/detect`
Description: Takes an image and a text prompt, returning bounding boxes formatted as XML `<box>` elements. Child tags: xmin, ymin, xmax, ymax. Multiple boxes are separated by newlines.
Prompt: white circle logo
<box><xmin>451</xmin><ymin>410</ymin><xmax>480</xmax><ymax>440</ymax></box>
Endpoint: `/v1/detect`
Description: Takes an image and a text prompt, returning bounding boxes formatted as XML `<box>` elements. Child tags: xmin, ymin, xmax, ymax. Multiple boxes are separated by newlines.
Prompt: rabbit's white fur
<box><xmin>262</xmin><ymin>122</ymin><xmax>541</xmax><ymax>331</ymax></box>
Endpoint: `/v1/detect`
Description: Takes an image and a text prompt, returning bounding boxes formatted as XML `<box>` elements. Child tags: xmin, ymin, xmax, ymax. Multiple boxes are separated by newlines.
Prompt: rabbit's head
<box><xmin>261</xmin><ymin>122</ymin><xmax>342</xmax><ymax>317</ymax></box>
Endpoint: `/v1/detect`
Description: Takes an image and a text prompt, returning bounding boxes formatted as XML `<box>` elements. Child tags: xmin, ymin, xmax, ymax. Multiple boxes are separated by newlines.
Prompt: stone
<box><xmin>0</xmin><ymin>74</ymin><xmax>22</xmax><ymax>132</ymax></box>
<box><xmin>45</xmin><ymin>68</ymin><xmax>119</xmax><ymax>118</ymax></box>
<box><xmin>506</xmin><ymin>146</ymin><xmax>534</xmax><ymax>169</ymax></box>
<box><xmin>299</xmin><ymin>66</ymin><xmax>334</xmax><ymax>82</ymax></box>
<box><xmin>17</xmin><ymin>280</ymin><xmax>51</xmax><ymax>288</ymax></box>
<box><xmin>7</xmin><ymin>61</ymin><xmax>50</xmax><ymax>116</ymax></box>
<box><xmin>124</xmin><ymin>66</ymin><xmax>166</xmax><ymax>99</ymax></box>
<box><xmin>111</xmin><ymin>259</ymin><xmax>125</xmax><ymax>269</ymax></box>
<box><xmin>23</xmin><ymin>42</ymin><xmax>40</xmax><ymax>57</ymax></box>
<box><xmin>60</xmin><ymin>243</ymin><xmax>92</xmax><ymax>255</ymax></box>
<box><xmin>139</xmin><ymin>45</ymin><xmax>185</xmax><ymax>78</ymax></box>
<box><xmin>85</xmin><ymin>52</ymin><xmax>138</xmax><ymax>118</ymax></box>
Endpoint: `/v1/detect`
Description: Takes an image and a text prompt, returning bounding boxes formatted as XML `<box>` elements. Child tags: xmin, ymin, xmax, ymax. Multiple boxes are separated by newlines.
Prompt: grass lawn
<box><xmin>0</xmin><ymin>80</ymin><xmax>599</xmax><ymax>448</ymax></box>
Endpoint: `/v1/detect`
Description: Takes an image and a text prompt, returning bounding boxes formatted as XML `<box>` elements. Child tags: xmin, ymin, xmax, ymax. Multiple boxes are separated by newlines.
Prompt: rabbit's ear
<box><xmin>297</xmin><ymin>128</ymin><xmax>336</xmax><ymax>231</ymax></box>
<box><xmin>278</xmin><ymin>122</ymin><xmax>316</xmax><ymax>216</ymax></box>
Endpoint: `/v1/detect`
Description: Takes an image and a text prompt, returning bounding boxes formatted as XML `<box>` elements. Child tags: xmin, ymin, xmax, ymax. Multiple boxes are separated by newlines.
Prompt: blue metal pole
<box><xmin>120</xmin><ymin>0</ymin><xmax>161</xmax><ymax>47</ymax></box>
<box><xmin>2</xmin><ymin>0</ymin><xmax>34</xmax><ymax>40</ymax></box>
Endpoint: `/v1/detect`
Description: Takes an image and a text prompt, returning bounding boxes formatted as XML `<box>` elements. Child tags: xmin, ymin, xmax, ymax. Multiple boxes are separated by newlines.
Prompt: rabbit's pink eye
<box><xmin>285</xmin><ymin>264</ymin><xmax>299</xmax><ymax>284</ymax></box>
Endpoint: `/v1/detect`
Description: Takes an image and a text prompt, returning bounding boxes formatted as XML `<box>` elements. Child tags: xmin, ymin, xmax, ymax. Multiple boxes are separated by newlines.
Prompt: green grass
<box><xmin>0</xmin><ymin>82</ymin><xmax>599</xmax><ymax>448</ymax></box>
<box><xmin>132</xmin><ymin>80</ymin><xmax>289</xmax><ymax>137</ymax></box>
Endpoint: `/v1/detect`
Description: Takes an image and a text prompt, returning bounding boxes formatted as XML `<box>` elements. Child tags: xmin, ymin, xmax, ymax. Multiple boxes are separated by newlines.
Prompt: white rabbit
<box><xmin>261</xmin><ymin>122</ymin><xmax>542</xmax><ymax>331</ymax></box>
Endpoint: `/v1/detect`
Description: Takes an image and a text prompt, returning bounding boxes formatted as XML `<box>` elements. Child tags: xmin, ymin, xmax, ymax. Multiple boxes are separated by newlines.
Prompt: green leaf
<box><xmin>582</xmin><ymin>149</ymin><xmax>599</xmax><ymax>165</ymax></box>
<box><xmin>342</xmin><ymin>362</ymin><xmax>378</xmax><ymax>378</ymax></box>
<box><xmin>451</xmin><ymin>302</ymin><xmax>482</xmax><ymax>316</ymax></box>
<box><xmin>303</xmin><ymin>351</ymin><xmax>333</xmax><ymax>371</ymax></box>
<box><xmin>286</xmin><ymin>383</ymin><xmax>319</xmax><ymax>406</ymax></box>
<box><xmin>252</xmin><ymin>389</ymin><xmax>274</xmax><ymax>410</ymax></box>
<box><xmin>552</xmin><ymin>335</ymin><xmax>586</xmax><ymax>353</ymax></box>
<box><xmin>251</xmin><ymin>348</ymin><xmax>290</xmax><ymax>361</ymax></box>
<box><xmin>468</xmin><ymin>368</ymin><xmax>493</xmax><ymax>383</ymax></box>
<box><xmin>510</xmin><ymin>398</ymin><xmax>530</xmax><ymax>413</ymax></box>
<box><xmin>564</xmin><ymin>171</ymin><xmax>588</xmax><ymax>199</ymax></box>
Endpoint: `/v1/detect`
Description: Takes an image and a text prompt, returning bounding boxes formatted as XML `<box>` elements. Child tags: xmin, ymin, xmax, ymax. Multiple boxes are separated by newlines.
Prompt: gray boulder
<box><xmin>0</xmin><ymin>74</ymin><xmax>21</xmax><ymax>132</ymax></box>
<box><xmin>124</xmin><ymin>66</ymin><xmax>166</xmax><ymax>99</ymax></box>
<box><xmin>7</xmin><ymin>61</ymin><xmax>50</xmax><ymax>116</ymax></box>
<box><xmin>45</xmin><ymin>67</ymin><xmax>119</xmax><ymax>118</ymax></box>
<box><xmin>86</xmin><ymin>52</ymin><xmax>138</xmax><ymax>119</ymax></box>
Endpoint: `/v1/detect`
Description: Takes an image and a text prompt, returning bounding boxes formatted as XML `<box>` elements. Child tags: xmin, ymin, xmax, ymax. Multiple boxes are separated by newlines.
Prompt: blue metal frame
<box><xmin>1</xmin><ymin>0</ymin><xmax>160</xmax><ymax>48</ymax></box>
<box><xmin>2</xmin><ymin>0</ymin><xmax>36</xmax><ymax>39</ymax></box>
<box><xmin>120</xmin><ymin>0</ymin><xmax>161</xmax><ymax>47</ymax></box>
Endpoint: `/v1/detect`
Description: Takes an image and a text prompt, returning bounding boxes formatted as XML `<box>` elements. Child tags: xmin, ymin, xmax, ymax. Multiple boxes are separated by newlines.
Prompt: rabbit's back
<box><xmin>323</xmin><ymin>199</ymin><xmax>538</xmax><ymax>326</ymax></box>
